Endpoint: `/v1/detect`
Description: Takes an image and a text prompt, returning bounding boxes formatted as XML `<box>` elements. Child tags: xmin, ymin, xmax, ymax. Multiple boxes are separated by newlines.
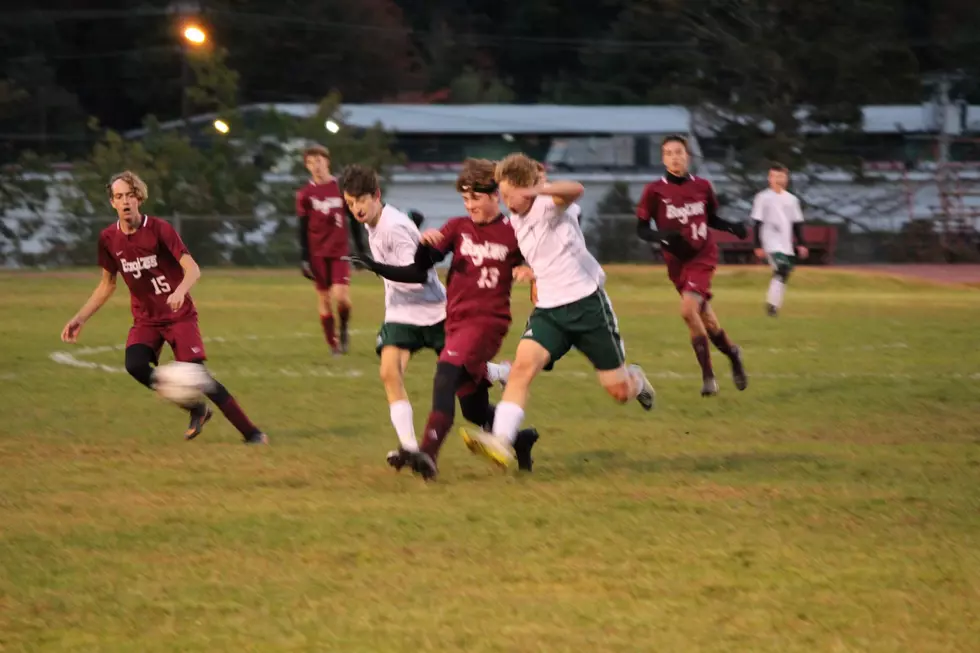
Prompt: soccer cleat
<box><xmin>701</xmin><ymin>377</ymin><xmax>719</xmax><ymax>397</ymax></box>
<box><xmin>766</xmin><ymin>304</ymin><xmax>778</xmax><ymax>317</ymax></box>
<box><xmin>514</xmin><ymin>428</ymin><xmax>539</xmax><ymax>472</ymax></box>
<box><xmin>244</xmin><ymin>431</ymin><xmax>269</xmax><ymax>445</ymax></box>
<box><xmin>184</xmin><ymin>403</ymin><xmax>213</xmax><ymax>440</ymax></box>
<box><xmin>386</xmin><ymin>448</ymin><xmax>409</xmax><ymax>471</ymax></box>
<box><xmin>729</xmin><ymin>346</ymin><xmax>748</xmax><ymax>391</ymax></box>
<box><xmin>460</xmin><ymin>427</ymin><xmax>515</xmax><ymax>469</ymax></box>
<box><xmin>496</xmin><ymin>361</ymin><xmax>512</xmax><ymax>388</ymax></box>
<box><xmin>409</xmin><ymin>451</ymin><xmax>438</xmax><ymax>481</ymax></box>
<box><xmin>629</xmin><ymin>364</ymin><xmax>656</xmax><ymax>411</ymax></box>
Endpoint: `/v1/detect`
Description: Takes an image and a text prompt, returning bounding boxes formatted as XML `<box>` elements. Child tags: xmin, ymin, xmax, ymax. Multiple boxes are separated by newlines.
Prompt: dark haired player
<box><xmin>636</xmin><ymin>135</ymin><xmax>750</xmax><ymax>397</ymax></box>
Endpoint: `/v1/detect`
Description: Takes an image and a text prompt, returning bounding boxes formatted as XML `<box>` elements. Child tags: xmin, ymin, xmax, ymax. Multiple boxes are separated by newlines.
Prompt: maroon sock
<box><xmin>338</xmin><ymin>305</ymin><xmax>351</xmax><ymax>330</ymax></box>
<box><xmin>320</xmin><ymin>314</ymin><xmax>337</xmax><ymax>347</ymax></box>
<box><xmin>708</xmin><ymin>329</ymin><xmax>736</xmax><ymax>358</ymax></box>
<box><xmin>420</xmin><ymin>410</ymin><xmax>454</xmax><ymax>460</ymax></box>
<box><xmin>692</xmin><ymin>335</ymin><xmax>714</xmax><ymax>380</ymax></box>
<box><xmin>216</xmin><ymin>396</ymin><xmax>259</xmax><ymax>437</ymax></box>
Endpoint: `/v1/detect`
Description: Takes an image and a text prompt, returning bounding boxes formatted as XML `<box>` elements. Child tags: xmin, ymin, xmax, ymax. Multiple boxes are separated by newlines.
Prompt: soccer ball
<box><xmin>153</xmin><ymin>362</ymin><xmax>214</xmax><ymax>408</ymax></box>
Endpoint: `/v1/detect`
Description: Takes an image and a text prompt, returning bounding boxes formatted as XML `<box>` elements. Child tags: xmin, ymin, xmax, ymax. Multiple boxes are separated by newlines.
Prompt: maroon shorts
<box><xmin>310</xmin><ymin>257</ymin><xmax>351</xmax><ymax>291</ymax></box>
<box><xmin>439</xmin><ymin>320</ymin><xmax>510</xmax><ymax>396</ymax></box>
<box><xmin>664</xmin><ymin>244</ymin><xmax>718</xmax><ymax>301</ymax></box>
<box><xmin>127</xmin><ymin>319</ymin><xmax>207</xmax><ymax>363</ymax></box>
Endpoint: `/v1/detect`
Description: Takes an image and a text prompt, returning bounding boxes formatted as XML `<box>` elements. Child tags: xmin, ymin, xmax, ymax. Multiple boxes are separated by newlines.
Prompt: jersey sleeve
<box><xmin>792</xmin><ymin>196</ymin><xmax>805</xmax><ymax>222</ymax></box>
<box><xmin>97</xmin><ymin>236</ymin><xmax>118</xmax><ymax>275</ymax></box>
<box><xmin>157</xmin><ymin>220</ymin><xmax>190</xmax><ymax>262</ymax></box>
<box><xmin>433</xmin><ymin>218</ymin><xmax>460</xmax><ymax>256</ymax></box>
<box><xmin>295</xmin><ymin>188</ymin><xmax>308</xmax><ymax>218</ymax></box>
<box><xmin>750</xmin><ymin>192</ymin><xmax>764</xmax><ymax>222</ymax></box>
<box><xmin>636</xmin><ymin>184</ymin><xmax>655</xmax><ymax>222</ymax></box>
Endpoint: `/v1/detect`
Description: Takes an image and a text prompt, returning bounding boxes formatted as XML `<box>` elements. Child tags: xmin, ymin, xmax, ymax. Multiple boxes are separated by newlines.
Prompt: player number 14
<box><xmin>477</xmin><ymin>266</ymin><xmax>499</xmax><ymax>289</ymax></box>
<box><xmin>690</xmin><ymin>222</ymin><xmax>707</xmax><ymax>241</ymax></box>
<box><xmin>151</xmin><ymin>275</ymin><xmax>172</xmax><ymax>295</ymax></box>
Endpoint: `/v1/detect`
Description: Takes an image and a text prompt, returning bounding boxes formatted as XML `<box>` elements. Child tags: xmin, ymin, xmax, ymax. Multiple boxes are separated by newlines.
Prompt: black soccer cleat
<box><xmin>701</xmin><ymin>377</ymin><xmax>719</xmax><ymax>397</ymax></box>
<box><xmin>386</xmin><ymin>448</ymin><xmax>409</xmax><ymax>471</ymax></box>
<box><xmin>409</xmin><ymin>450</ymin><xmax>438</xmax><ymax>481</ymax></box>
<box><xmin>244</xmin><ymin>431</ymin><xmax>269</xmax><ymax>445</ymax></box>
<box><xmin>514</xmin><ymin>428</ymin><xmax>540</xmax><ymax>472</ymax></box>
<box><xmin>766</xmin><ymin>303</ymin><xmax>778</xmax><ymax>317</ymax></box>
<box><xmin>729</xmin><ymin>345</ymin><xmax>748</xmax><ymax>391</ymax></box>
<box><xmin>184</xmin><ymin>403</ymin><xmax>213</xmax><ymax>440</ymax></box>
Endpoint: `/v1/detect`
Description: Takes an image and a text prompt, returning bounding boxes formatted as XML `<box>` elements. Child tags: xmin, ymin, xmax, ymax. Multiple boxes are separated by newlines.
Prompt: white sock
<box><xmin>485</xmin><ymin>361</ymin><xmax>509</xmax><ymax>385</ymax></box>
<box><xmin>389</xmin><ymin>400</ymin><xmax>418</xmax><ymax>452</ymax></box>
<box><xmin>767</xmin><ymin>278</ymin><xmax>786</xmax><ymax>309</ymax></box>
<box><xmin>491</xmin><ymin>401</ymin><xmax>524</xmax><ymax>445</ymax></box>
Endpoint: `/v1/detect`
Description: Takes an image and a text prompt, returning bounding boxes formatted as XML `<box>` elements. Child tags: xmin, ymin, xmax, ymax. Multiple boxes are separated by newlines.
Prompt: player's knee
<box><xmin>124</xmin><ymin>346</ymin><xmax>155</xmax><ymax>388</ymax></box>
<box><xmin>378</xmin><ymin>363</ymin><xmax>401</xmax><ymax>387</ymax></box>
<box><xmin>680</xmin><ymin>302</ymin><xmax>700</xmax><ymax>324</ymax></box>
<box><xmin>432</xmin><ymin>362</ymin><xmax>461</xmax><ymax>415</ymax></box>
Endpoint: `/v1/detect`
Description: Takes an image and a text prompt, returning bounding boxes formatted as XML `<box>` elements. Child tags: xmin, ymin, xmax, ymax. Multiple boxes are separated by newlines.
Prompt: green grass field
<box><xmin>2</xmin><ymin>265</ymin><xmax>979</xmax><ymax>652</ymax></box>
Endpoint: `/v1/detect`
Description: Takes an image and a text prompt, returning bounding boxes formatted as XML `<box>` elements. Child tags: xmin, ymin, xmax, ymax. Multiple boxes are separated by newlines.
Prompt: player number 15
<box><xmin>151</xmin><ymin>275</ymin><xmax>172</xmax><ymax>295</ymax></box>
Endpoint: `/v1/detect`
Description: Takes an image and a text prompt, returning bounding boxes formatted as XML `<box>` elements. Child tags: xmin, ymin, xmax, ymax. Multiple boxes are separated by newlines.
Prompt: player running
<box><xmin>60</xmin><ymin>171</ymin><xmax>267</xmax><ymax>444</ymax></box>
<box><xmin>751</xmin><ymin>163</ymin><xmax>809</xmax><ymax>317</ymax></box>
<box><xmin>461</xmin><ymin>153</ymin><xmax>655</xmax><ymax>470</ymax></box>
<box><xmin>296</xmin><ymin>144</ymin><xmax>365</xmax><ymax>355</ymax></box>
<box><xmin>636</xmin><ymin>135</ymin><xmax>750</xmax><ymax>397</ymax></box>
<box><xmin>348</xmin><ymin>159</ymin><xmax>540</xmax><ymax>479</ymax></box>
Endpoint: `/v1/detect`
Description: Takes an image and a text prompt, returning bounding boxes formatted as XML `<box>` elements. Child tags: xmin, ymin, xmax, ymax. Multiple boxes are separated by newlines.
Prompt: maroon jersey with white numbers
<box><xmin>431</xmin><ymin>215</ymin><xmax>523</xmax><ymax>326</ymax></box>
<box><xmin>296</xmin><ymin>179</ymin><xmax>348</xmax><ymax>258</ymax></box>
<box><xmin>98</xmin><ymin>215</ymin><xmax>197</xmax><ymax>326</ymax></box>
<box><xmin>637</xmin><ymin>174</ymin><xmax>719</xmax><ymax>257</ymax></box>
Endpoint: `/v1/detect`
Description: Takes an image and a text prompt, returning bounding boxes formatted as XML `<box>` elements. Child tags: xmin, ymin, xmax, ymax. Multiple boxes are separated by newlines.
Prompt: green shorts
<box><xmin>767</xmin><ymin>252</ymin><xmax>797</xmax><ymax>276</ymax></box>
<box><xmin>522</xmin><ymin>289</ymin><xmax>625</xmax><ymax>372</ymax></box>
<box><xmin>375</xmin><ymin>321</ymin><xmax>445</xmax><ymax>356</ymax></box>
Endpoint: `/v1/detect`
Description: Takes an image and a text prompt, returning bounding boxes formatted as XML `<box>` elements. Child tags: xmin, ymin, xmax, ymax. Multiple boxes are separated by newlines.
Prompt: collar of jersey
<box><xmin>117</xmin><ymin>214</ymin><xmax>148</xmax><ymax>231</ymax></box>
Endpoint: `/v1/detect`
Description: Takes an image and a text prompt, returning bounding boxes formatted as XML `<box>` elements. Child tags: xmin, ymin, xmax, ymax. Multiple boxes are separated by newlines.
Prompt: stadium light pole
<box><xmin>180</xmin><ymin>23</ymin><xmax>208</xmax><ymax>125</ymax></box>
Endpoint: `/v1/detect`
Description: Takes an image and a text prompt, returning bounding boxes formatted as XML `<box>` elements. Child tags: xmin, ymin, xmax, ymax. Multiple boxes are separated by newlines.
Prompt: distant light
<box><xmin>502</xmin><ymin>133</ymin><xmax>515</xmax><ymax>142</ymax></box>
<box><xmin>183</xmin><ymin>25</ymin><xmax>207</xmax><ymax>45</ymax></box>
<box><xmin>213</xmin><ymin>119</ymin><xmax>229</xmax><ymax>134</ymax></box>
<box><xmin>325</xmin><ymin>120</ymin><xmax>340</xmax><ymax>134</ymax></box>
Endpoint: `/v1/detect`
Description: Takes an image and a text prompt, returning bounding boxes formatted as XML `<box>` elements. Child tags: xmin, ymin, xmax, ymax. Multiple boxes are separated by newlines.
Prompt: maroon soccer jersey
<box><xmin>296</xmin><ymin>179</ymin><xmax>348</xmax><ymax>258</ymax></box>
<box><xmin>433</xmin><ymin>215</ymin><xmax>523</xmax><ymax>325</ymax></box>
<box><xmin>97</xmin><ymin>215</ymin><xmax>197</xmax><ymax>326</ymax></box>
<box><xmin>637</xmin><ymin>175</ymin><xmax>719</xmax><ymax>255</ymax></box>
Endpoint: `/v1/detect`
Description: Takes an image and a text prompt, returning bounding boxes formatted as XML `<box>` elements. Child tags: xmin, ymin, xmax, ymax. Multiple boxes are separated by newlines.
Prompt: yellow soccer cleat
<box><xmin>460</xmin><ymin>428</ymin><xmax>515</xmax><ymax>469</ymax></box>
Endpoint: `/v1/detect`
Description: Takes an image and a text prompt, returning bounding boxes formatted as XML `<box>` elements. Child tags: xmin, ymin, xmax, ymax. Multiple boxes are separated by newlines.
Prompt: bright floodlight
<box><xmin>325</xmin><ymin>120</ymin><xmax>340</xmax><ymax>134</ymax></box>
<box><xmin>183</xmin><ymin>25</ymin><xmax>207</xmax><ymax>45</ymax></box>
<box><xmin>213</xmin><ymin>119</ymin><xmax>230</xmax><ymax>134</ymax></box>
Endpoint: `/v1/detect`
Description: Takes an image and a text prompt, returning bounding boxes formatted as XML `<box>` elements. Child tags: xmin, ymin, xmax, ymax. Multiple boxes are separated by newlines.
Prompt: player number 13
<box><xmin>150</xmin><ymin>275</ymin><xmax>172</xmax><ymax>295</ymax></box>
<box><xmin>477</xmin><ymin>266</ymin><xmax>499</xmax><ymax>289</ymax></box>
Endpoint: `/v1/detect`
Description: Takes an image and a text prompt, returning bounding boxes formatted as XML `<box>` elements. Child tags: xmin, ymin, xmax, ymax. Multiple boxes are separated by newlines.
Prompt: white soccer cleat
<box><xmin>629</xmin><ymin>364</ymin><xmax>656</xmax><ymax>411</ymax></box>
<box><xmin>487</xmin><ymin>361</ymin><xmax>512</xmax><ymax>388</ymax></box>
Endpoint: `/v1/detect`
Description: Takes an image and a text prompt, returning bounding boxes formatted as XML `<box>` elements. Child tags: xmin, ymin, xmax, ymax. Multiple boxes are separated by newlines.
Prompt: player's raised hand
<box><xmin>300</xmin><ymin>260</ymin><xmax>315</xmax><ymax>280</ymax></box>
<box><xmin>797</xmin><ymin>245</ymin><xmax>809</xmax><ymax>260</ymax></box>
<box><xmin>61</xmin><ymin>317</ymin><xmax>84</xmax><ymax>343</ymax></box>
<box><xmin>419</xmin><ymin>229</ymin><xmax>444</xmax><ymax>246</ymax></box>
<box><xmin>167</xmin><ymin>289</ymin><xmax>187</xmax><ymax>311</ymax></box>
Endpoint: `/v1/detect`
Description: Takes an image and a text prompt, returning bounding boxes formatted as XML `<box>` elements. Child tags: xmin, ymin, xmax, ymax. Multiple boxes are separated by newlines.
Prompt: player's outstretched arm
<box><xmin>347</xmin><ymin>244</ymin><xmax>444</xmax><ymax>284</ymax></box>
<box><xmin>62</xmin><ymin>269</ymin><xmax>117</xmax><ymax>343</ymax></box>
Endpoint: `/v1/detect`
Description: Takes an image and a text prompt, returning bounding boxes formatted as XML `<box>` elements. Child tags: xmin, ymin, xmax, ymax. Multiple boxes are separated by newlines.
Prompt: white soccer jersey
<box><xmin>367</xmin><ymin>204</ymin><xmax>446</xmax><ymax>326</ymax></box>
<box><xmin>509</xmin><ymin>195</ymin><xmax>605</xmax><ymax>308</ymax></box>
<box><xmin>751</xmin><ymin>188</ymin><xmax>804</xmax><ymax>255</ymax></box>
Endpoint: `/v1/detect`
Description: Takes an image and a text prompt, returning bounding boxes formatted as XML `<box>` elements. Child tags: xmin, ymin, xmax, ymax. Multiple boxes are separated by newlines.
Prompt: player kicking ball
<box><xmin>751</xmin><ymin>163</ymin><xmax>809</xmax><ymax>317</ymax></box>
<box><xmin>461</xmin><ymin>154</ymin><xmax>655</xmax><ymax>471</ymax></box>
<box><xmin>60</xmin><ymin>171</ymin><xmax>267</xmax><ymax>444</ymax></box>
<box><xmin>636</xmin><ymin>135</ymin><xmax>749</xmax><ymax>397</ymax></box>
<box><xmin>347</xmin><ymin>158</ymin><xmax>540</xmax><ymax>479</ymax></box>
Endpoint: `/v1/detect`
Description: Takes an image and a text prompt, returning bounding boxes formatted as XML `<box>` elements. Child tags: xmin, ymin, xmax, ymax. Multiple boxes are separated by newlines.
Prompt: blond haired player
<box><xmin>462</xmin><ymin>154</ymin><xmax>655</xmax><ymax>469</ymax></box>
